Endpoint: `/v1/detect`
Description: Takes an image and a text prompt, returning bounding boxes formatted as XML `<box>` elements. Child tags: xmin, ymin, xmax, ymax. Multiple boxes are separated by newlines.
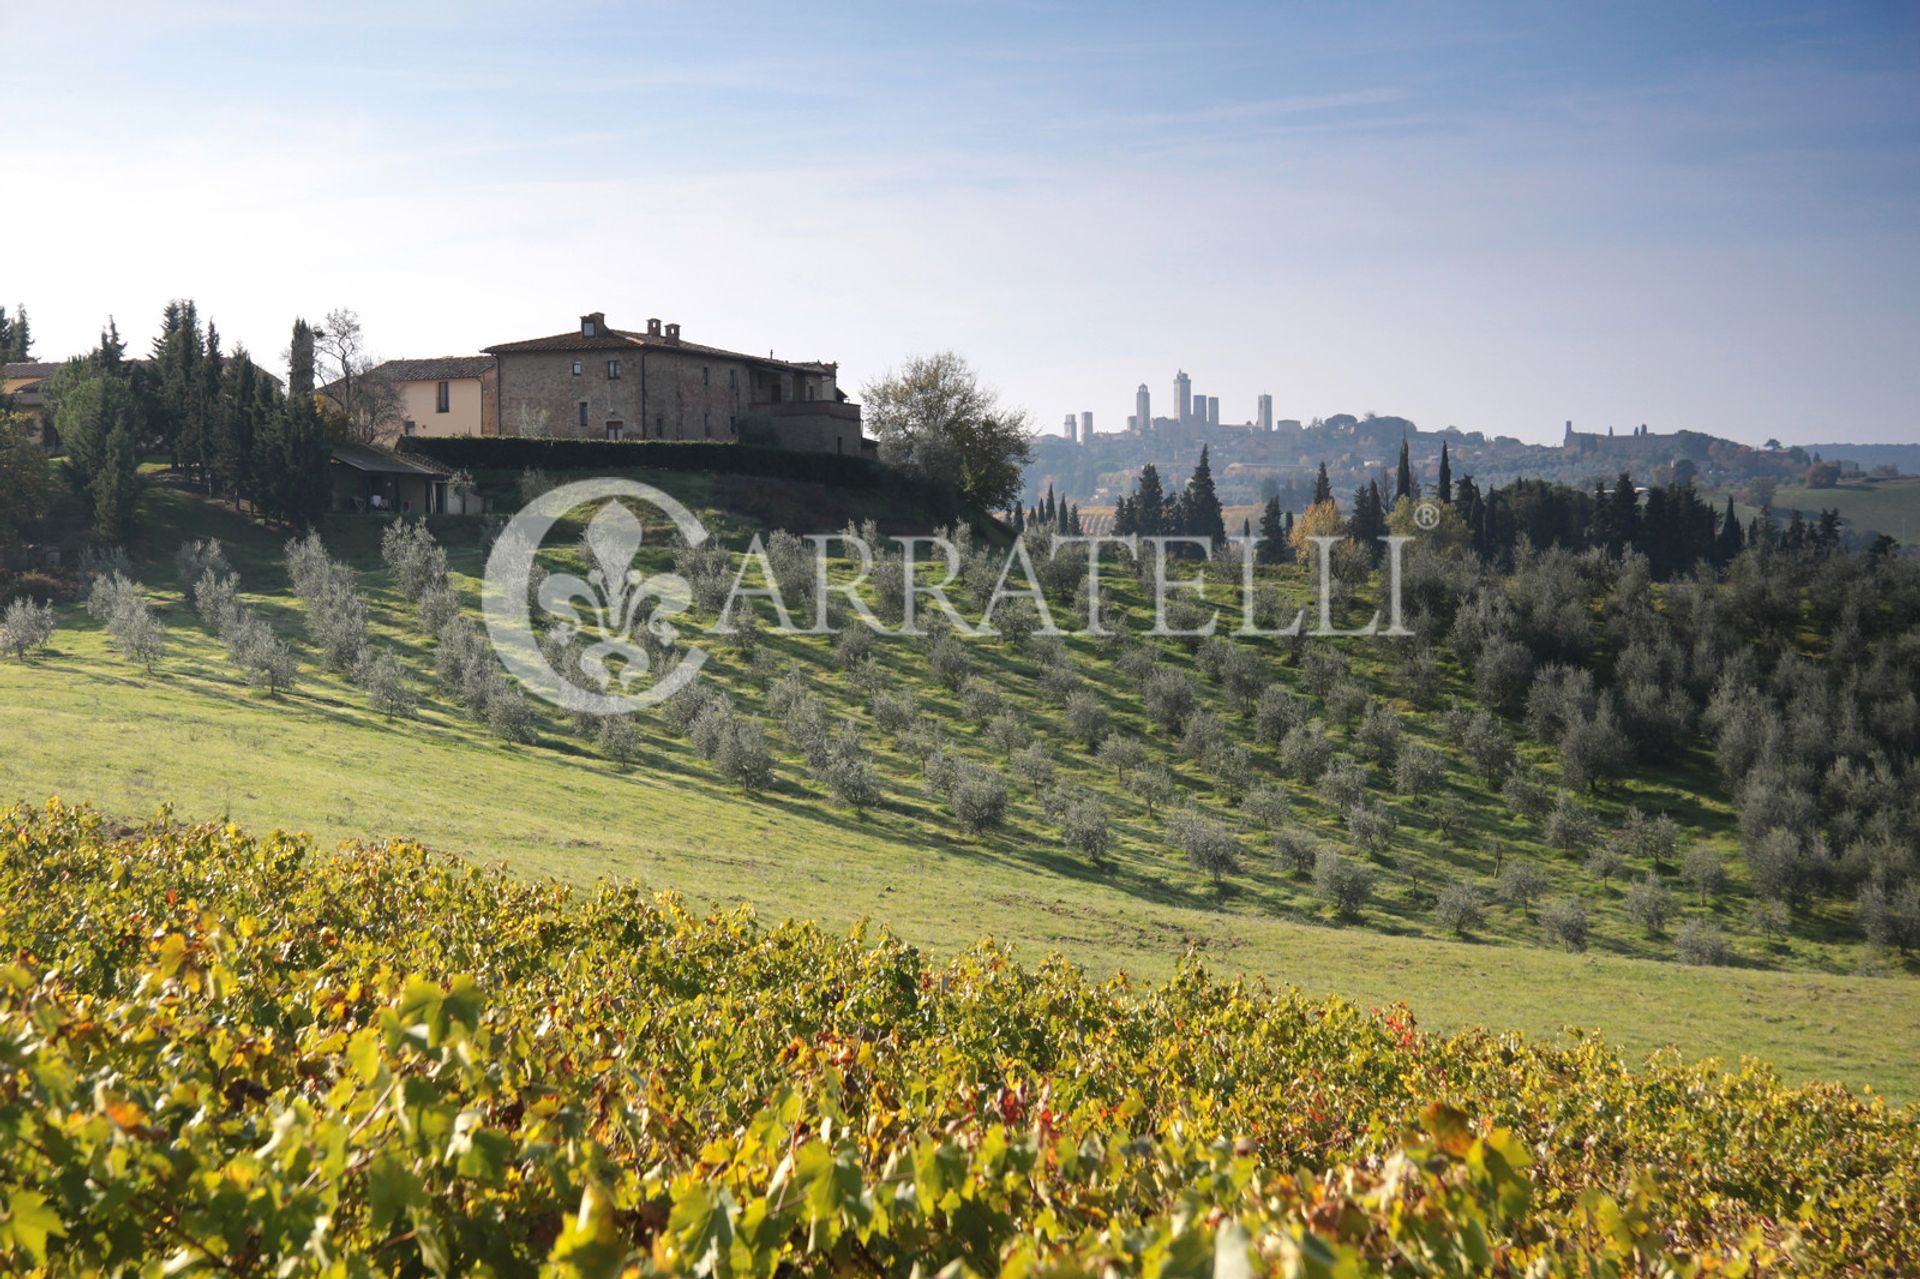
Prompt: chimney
<box><xmin>647</xmin><ymin>318</ymin><xmax>663</xmax><ymax>337</ymax></box>
<box><xmin>664</xmin><ymin>322</ymin><xmax>681</xmax><ymax>344</ymax></box>
<box><xmin>580</xmin><ymin>311</ymin><xmax>605</xmax><ymax>337</ymax></box>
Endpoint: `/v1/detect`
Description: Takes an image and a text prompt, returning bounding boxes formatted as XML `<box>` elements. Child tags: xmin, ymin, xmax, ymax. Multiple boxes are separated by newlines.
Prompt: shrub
<box><xmin>1096</xmin><ymin>733</ymin><xmax>1144</xmax><ymax>779</ymax></box>
<box><xmin>0</xmin><ymin>597</ymin><xmax>56</xmax><ymax>661</ymax></box>
<box><xmin>1059</xmin><ymin>796</ymin><xmax>1111</xmax><ymax>865</ymax></box>
<box><xmin>834</xmin><ymin>625</ymin><xmax>876</xmax><ymax>670</ymax></box>
<box><xmin>225</xmin><ymin>613</ymin><xmax>299</xmax><ymax>695</ymax></box>
<box><xmin>595</xmin><ymin>714</ymin><xmax>644</xmax><ymax>766</ymax></box>
<box><xmin>1136</xmin><ymin>765</ymin><xmax>1175</xmax><ymax>816</ymax></box>
<box><xmin>1500</xmin><ymin>769</ymin><xmax>1551</xmax><ymax>822</ymax></box>
<box><xmin>380</xmin><ymin>520</ymin><xmax>448</xmax><ymax>604</ymax></box>
<box><xmin>482</xmin><ymin>679</ymin><xmax>536</xmax><ymax>743</ymax></box>
<box><xmin>1623</xmin><ymin>872</ymin><xmax>1672</xmax><ymax>936</ymax></box>
<box><xmin>928</xmin><ymin>635</ymin><xmax>971</xmax><ymax>691</ymax></box>
<box><xmin>1498</xmin><ymin>862</ymin><xmax>1551</xmax><ymax>918</ymax></box>
<box><xmin>417</xmin><ymin>583</ymin><xmax>459</xmax><ymax>637</ymax></box>
<box><xmin>1540</xmin><ymin>897</ymin><xmax>1590</xmax><ymax>951</ymax></box>
<box><xmin>1252</xmin><ymin>686</ymin><xmax>1307</xmax><ymax>745</ymax></box>
<box><xmin>1324</xmin><ymin>681</ymin><xmax>1370</xmax><ymax>727</ymax></box>
<box><xmin>105</xmin><ymin>589</ymin><xmax>166</xmax><ymax>672</ymax></box>
<box><xmin>1585</xmin><ymin>847</ymin><xmax>1625</xmax><ymax>883</ymax></box>
<box><xmin>1748</xmin><ymin>898</ymin><xmax>1792</xmax><ymax>945</ymax></box>
<box><xmin>1354</xmin><ymin>702</ymin><xmax>1404</xmax><ymax>764</ymax></box>
<box><xmin>1141</xmin><ymin>668</ymin><xmax>1197</xmax><ymax>733</ymax></box>
<box><xmin>84</xmin><ymin>571</ymin><xmax>139</xmax><ymax>626</ymax></box>
<box><xmin>1393</xmin><ymin>744</ymin><xmax>1445</xmax><ymax>802</ymax></box>
<box><xmin>869</xmin><ymin>688</ymin><xmax>919</xmax><ymax>736</ymax></box>
<box><xmin>984</xmin><ymin>710</ymin><xmax>1031</xmax><ymax>757</ymax></box>
<box><xmin>989</xmin><ymin>597</ymin><xmax>1041</xmax><ymax>647</ymax></box>
<box><xmin>1681</xmin><ymin>846</ymin><xmax>1728</xmax><ymax>903</ymax></box>
<box><xmin>1272</xmin><ymin>828</ymin><xmax>1321</xmax><ymax>878</ymax></box>
<box><xmin>1010</xmin><ymin>740</ymin><xmax>1054</xmax><ymax>792</ymax></box>
<box><xmin>1543</xmin><ymin>792</ymin><xmax>1595</xmax><ymax>854</ymax></box>
<box><xmin>1317</xmin><ymin>755</ymin><xmax>1368</xmax><ymax>810</ymax></box>
<box><xmin>1313</xmin><ymin>849</ymin><xmax>1376</xmax><ymax>918</ymax></box>
<box><xmin>947</xmin><ymin>762</ymin><xmax>1009</xmax><ymax>835</ymax></box>
<box><xmin>1166</xmin><ymin>808</ymin><xmax>1240</xmax><ymax>886</ymax></box>
<box><xmin>813</xmin><ymin>725</ymin><xmax>880</xmax><ymax>813</ymax></box>
<box><xmin>1278</xmin><ymin>721</ymin><xmax>1334</xmax><ymax>783</ymax></box>
<box><xmin>1064</xmin><ymin>691</ymin><xmax>1111</xmax><ymax>748</ymax></box>
<box><xmin>958</xmin><ymin>677</ymin><xmax>1004</xmax><ymax>725</ymax></box>
<box><xmin>353</xmin><ymin>647</ymin><xmax>418</xmax><ymax>721</ymax></box>
<box><xmin>1675</xmin><ymin>918</ymin><xmax>1732</xmax><ymax>966</ymax></box>
<box><xmin>1460</xmin><ymin>711</ymin><xmax>1515</xmax><ymax>780</ymax></box>
<box><xmin>1857</xmin><ymin>877</ymin><xmax>1920</xmax><ymax>951</ymax></box>
<box><xmin>1114</xmin><ymin>644</ymin><xmax>1157</xmax><ymax>683</ymax></box>
<box><xmin>1435</xmin><ymin>882</ymin><xmax>1486</xmax><ymax>936</ymax></box>
<box><xmin>1241</xmin><ymin>785</ymin><xmax>1290</xmax><ymax>830</ymax></box>
<box><xmin>707</xmin><ymin>711</ymin><xmax>775</xmax><ymax>792</ymax></box>
<box><xmin>1346</xmin><ymin>800</ymin><xmax>1397</xmax><ymax>856</ymax></box>
<box><xmin>174</xmin><ymin>538</ymin><xmax>229</xmax><ymax>598</ymax></box>
<box><xmin>1036</xmin><ymin>662</ymin><xmax>1082</xmax><ymax>706</ymax></box>
<box><xmin>1746</xmin><ymin>826</ymin><xmax>1824</xmax><ymax>906</ymax></box>
<box><xmin>193</xmin><ymin>569</ymin><xmax>243</xmax><ymax>637</ymax></box>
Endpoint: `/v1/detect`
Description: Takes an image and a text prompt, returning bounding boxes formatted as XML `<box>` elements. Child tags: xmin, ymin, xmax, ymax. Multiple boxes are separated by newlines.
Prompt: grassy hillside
<box><xmin>1</xmin><ymin>805</ymin><xmax>1912</xmax><ymax>1273</ymax></box>
<box><xmin>1766</xmin><ymin>475</ymin><xmax>1920</xmax><ymax>542</ymax></box>
<box><xmin>3</xmin><ymin>478</ymin><xmax>1917</xmax><ymax>1100</ymax></box>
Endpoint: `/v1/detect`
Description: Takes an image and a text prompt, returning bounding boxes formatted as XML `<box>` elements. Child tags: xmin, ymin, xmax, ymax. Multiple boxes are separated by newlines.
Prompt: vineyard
<box><xmin>1</xmin><ymin>801</ymin><xmax>1914</xmax><ymax>1274</ymax></box>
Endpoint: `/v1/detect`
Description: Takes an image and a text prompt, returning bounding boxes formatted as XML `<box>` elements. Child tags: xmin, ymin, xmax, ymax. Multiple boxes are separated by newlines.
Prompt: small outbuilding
<box><xmin>328</xmin><ymin>443</ymin><xmax>456</xmax><ymax>515</ymax></box>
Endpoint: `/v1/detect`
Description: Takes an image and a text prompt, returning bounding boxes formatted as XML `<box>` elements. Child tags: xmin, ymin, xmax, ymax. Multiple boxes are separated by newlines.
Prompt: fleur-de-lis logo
<box><xmin>483</xmin><ymin>478</ymin><xmax>709</xmax><ymax>713</ymax></box>
<box><xmin>536</xmin><ymin>502</ymin><xmax>693</xmax><ymax>694</ymax></box>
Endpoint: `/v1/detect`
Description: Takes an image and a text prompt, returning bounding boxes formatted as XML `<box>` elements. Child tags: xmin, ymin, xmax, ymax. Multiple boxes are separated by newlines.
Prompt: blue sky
<box><xmin>9</xmin><ymin>1</ymin><xmax>1917</xmax><ymax>444</ymax></box>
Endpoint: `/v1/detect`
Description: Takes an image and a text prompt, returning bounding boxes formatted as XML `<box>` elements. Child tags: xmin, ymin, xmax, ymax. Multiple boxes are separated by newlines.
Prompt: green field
<box><xmin>1760</xmin><ymin>474</ymin><xmax>1920</xmax><ymax>542</ymax></box>
<box><xmin>3</xmin><ymin>478</ymin><xmax>1918</xmax><ymax>1100</ymax></box>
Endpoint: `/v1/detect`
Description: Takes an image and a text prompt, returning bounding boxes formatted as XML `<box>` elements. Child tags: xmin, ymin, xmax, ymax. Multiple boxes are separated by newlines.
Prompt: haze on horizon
<box><xmin>7</xmin><ymin>0</ymin><xmax>1917</xmax><ymax>449</ymax></box>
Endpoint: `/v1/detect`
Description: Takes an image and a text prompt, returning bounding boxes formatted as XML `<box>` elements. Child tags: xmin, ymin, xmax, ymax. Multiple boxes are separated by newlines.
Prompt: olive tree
<box><xmin>1313</xmin><ymin>849</ymin><xmax>1376</xmax><ymax>919</ymax></box>
<box><xmin>0</xmin><ymin>597</ymin><xmax>55</xmax><ymax>661</ymax></box>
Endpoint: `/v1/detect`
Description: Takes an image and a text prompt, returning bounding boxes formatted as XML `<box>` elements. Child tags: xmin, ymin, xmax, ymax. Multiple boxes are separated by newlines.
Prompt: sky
<box><xmin>6</xmin><ymin>1</ymin><xmax>1918</xmax><ymax>447</ymax></box>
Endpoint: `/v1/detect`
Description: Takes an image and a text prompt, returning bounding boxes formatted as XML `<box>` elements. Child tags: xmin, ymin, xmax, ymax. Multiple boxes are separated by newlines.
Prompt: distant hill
<box><xmin>1023</xmin><ymin>415</ymin><xmax>1816</xmax><ymax>508</ymax></box>
<box><xmin>1803</xmin><ymin>442</ymin><xmax>1920</xmax><ymax>475</ymax></box>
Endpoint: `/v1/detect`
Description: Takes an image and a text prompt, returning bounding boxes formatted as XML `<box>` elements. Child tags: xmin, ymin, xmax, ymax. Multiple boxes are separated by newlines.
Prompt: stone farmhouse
<box><xmin>484</xmin><ymin>312</ymin><xmax>866</xmax><ymax>456</ymax></box>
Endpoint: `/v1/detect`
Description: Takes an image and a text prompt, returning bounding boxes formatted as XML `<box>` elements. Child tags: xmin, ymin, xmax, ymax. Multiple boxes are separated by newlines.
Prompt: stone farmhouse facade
<box><xmin>484</xmin><ymin>313</ymin><xmax>866</xmax><ymax>456</ymax></box>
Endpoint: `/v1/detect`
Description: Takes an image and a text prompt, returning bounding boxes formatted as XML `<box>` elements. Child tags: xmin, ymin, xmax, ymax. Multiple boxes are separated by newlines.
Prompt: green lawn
<box><xmin>3</xmin><ymin>478</ymin><xmax>1917</xmax><ymax>1101</ymax></box>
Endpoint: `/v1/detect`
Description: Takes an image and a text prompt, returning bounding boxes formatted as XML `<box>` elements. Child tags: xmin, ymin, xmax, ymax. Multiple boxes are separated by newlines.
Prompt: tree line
<box><xmin>43</xmin><ymin>304</ymin><xmax>336</xmax><ymax>542</ymax></box>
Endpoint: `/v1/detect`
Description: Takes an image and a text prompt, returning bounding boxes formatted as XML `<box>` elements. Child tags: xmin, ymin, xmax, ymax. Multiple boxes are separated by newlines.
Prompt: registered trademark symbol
<box><xmin>1414</xmin><ymin>501</ymin><xmax>1441</xmax><ymax>530</ymax></box>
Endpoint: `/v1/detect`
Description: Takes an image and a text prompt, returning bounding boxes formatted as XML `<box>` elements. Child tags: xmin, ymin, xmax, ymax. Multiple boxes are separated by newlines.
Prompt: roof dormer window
<box><xmin>582</xmin><ymin>320</ymin><xmax>596</xmax><ymax>337</ymax></box>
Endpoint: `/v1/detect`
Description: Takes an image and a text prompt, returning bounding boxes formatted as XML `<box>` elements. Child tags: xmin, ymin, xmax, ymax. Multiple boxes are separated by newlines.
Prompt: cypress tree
<box><xmin>1437</xmin><ymin>442</ymin><xmax>1452</xmax><ymax>504</ymax></box>
<box><xmin>1713</xmin><ymin>495</ymin><xmax>1744</xmax><ymax>565</ymax></box>
<box><xmin>1135</xmin><ymin>464</ymin><xmax>1166</xmax><ymax>536</ymax></box>
<box><xmin>1395</xmin><ymin>435</ymin><xmax>1413</xmax><ymax>503</ymax></box>
<box><xmin>1183</xmin><ymin>444</ymin><xmax>1225</xmax><ymax>545</ymax></box>
<box><xmin>1258</xmin><ymin>495</ymin><xmax>1286</xmax><ymax>563</ymax></box>
<box><xmin>1312</xmin><ymin>462</ymin><xmax>1333</xmax><ymax>506</ymax></box>
<box><xmin>289</xmin><ymin>318</ymin><xmax>316</xmax><ymax>404</ymax></box>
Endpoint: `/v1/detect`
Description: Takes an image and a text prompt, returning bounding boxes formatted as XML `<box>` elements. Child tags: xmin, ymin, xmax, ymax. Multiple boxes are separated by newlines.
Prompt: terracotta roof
<box><xmin>317</xmin><ymin>356</ymin><xmax>494</xmax><ymax>400</ymax></box>
<box><xmin>483</xmin><ymin>326</ymin><xmax>832</xmax><ymax>374</ymax></box>
<box><xmin>368</xmin><ymin>356</ymin><xmax>494</xmax><ymax>382</ymax></box>
<box><xmin>2</xmin><ymin>361</ymin><xmax>58</xmax><ymax>385</ymax></box>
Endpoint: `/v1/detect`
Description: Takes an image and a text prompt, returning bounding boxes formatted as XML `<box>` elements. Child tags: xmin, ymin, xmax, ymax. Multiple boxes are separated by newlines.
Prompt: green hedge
<box><xmin>396</xmin><ymin>436</ymin><xmax>891</xmax><ymax>487</ymax></box>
